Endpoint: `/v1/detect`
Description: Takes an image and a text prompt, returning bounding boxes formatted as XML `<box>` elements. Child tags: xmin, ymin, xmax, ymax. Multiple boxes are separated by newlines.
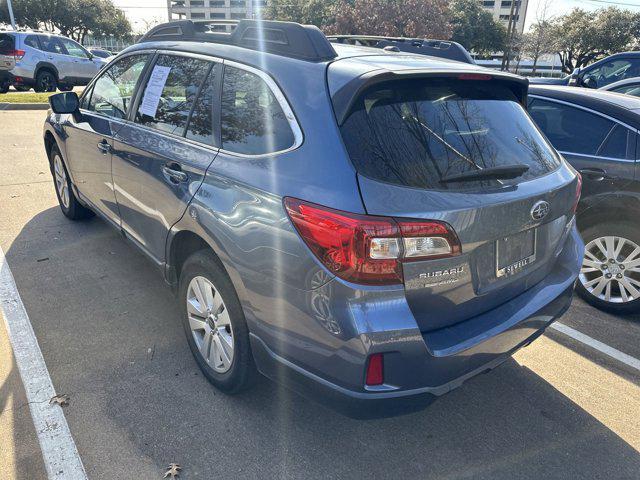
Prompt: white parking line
<box><xmin>551</xmin><ymin>322</ymin><xmax>640</xmax><ymax>373</ymax></box>
<box><xmin>0</xmin><ymin>246</ymin><xmax>87</xmax><ymax>480</ymax></box>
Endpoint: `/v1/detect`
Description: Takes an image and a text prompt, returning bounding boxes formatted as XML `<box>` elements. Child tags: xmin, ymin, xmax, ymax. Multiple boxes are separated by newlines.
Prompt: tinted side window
<box><xmin>40</xmin><ymin>37</ymin><xmax>66</xmax><ymax>55</ymax></box>
<box><xmin>88</xmin><ymin>54</ymin><xmax>149</xmax><ymax>119</ymax></box>
<box><xmin>136</xmin><ymin>55</ymin><xmax>211</xmax><ymax>136</ymax></box>
<box><xmin>583</xmin><ymin>59</ymin><xmax>640</xmax><ymax>88</ymax></box>
<box><xmin>528</xmin><ymin>99</ymin><xmax>614</xmax><ymax>155</ymax></box>
<box><xmin>597</xmin><ymin>125</ymin><xmax>629</xmax><ymax>159</ymax></box>
<box><xmin>185</xmin><ymin>64</ymin><xmax>219</xmax><ymax>145</ymax></box>
<box><xmin>24</xmin><ymin>36</ymin><xmax>40</xmax><ymax>49</ymax></box>
<box><xmin>221</xmin><ymin>65</ymin><xmax>295</xmax><ymax>155</ymax></box>
<box><xmin>60</xmin><ymin>38</ymin><xmax>88</xmax><ymax>58</ymax></box>
<box><xmin>0</xmin><ymin>34</ymin><xmax>15</xmax><ymax>54</ymax></box>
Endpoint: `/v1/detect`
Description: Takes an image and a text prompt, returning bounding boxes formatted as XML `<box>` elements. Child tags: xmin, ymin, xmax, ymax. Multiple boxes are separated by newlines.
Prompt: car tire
<box><xmin>576</xmin><ymin>221</ymin><xmax>640</xmax><ymax>314</ymax></box>
<box><xmin>178</xmin><ymin>250</ymin><xmax>255</xmax><ymax>393</ymax></box>
<box><xmin>35</xmin><ymin>70</ymin><xmax>57</xmax><ymax>92</ymax></box>
<box><xmin>0</xmin><ymin>81</ymin><xmax>8</xmax><ymax>94</ymax></box>
<box><xmin>59</xmin><ymin>84</ymin><xmax>74</xmax><ymax>92</ymax></box>
<box><xmin>48</xmin><ymin>145</ymin><xmax>93</xmax><ymax>220</ymax></box>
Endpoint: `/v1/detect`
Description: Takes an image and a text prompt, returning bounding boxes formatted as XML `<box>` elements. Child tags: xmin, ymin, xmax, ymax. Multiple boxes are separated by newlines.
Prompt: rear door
<box><xmin>339</xmin><ymin>77</ymin><xmax>579</xmax><ymax>332</ymax></box>
<box><xmin>111</xmin><ymin>53</ymin><xmax>219</xmax><ymax>263</ymax></box>
<box><xmin>58</xmin><ymin>37</ymin><xmax>96</xmax><ymax>80</ymax></box>
<box><xmin>63</xmin><ymin>53</ymin><xmax>151</xmax><ymax>226</ymax></box>
<box><xmin>528</xmin><ymin>96</ymin><xmax>637</xmax><ymax>203</ymax></box>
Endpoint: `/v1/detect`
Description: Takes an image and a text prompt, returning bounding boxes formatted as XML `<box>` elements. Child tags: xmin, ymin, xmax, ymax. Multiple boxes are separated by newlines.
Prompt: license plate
<box><xmin>496</xmin><ymin>228</ymin><xmax>536</xmax><ymax>277</ymax></box>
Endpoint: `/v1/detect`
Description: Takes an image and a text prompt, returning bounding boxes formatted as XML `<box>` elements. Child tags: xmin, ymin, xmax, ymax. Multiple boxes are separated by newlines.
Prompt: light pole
<box><xmin>6</xmin><ymin>0</ymin><xmax>17</xmax><ymax>29</ymax></box>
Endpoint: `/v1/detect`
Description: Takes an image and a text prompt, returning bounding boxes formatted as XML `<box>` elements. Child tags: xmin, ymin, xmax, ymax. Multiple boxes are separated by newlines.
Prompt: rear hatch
<box><xmin>336</xmin><ymin>73</ymin><xmax>579</xmax><ymax>332</ymax></box>
<box><xmin>0</xmin><ymin>33</ymin><xmax>16</xmax><ymax>71</ymax></box>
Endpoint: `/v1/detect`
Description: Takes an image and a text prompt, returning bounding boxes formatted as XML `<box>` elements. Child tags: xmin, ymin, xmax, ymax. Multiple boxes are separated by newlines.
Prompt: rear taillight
<box><xmin>11</xmin><ymin>49</ymin><xmax>25</xmax><ymax>60</ymax></box>
<box><xmin>572</xmin><ymin>172</ymin><xmax>582</xmax><ymax>215</ymax></box>
<box><xmin>284</xmin><ymin>197</ymin><xmax>461</xmax><ymax>285</ymax></box>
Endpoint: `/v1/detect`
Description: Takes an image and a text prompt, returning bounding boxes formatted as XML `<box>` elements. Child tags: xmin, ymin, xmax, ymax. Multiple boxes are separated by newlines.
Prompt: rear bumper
<box><xmin>249</xmin><ymin>225</ymin><xmax>582</xmax><ymax>418</ymax></box>
<box><xmin>251</xmin><ymin>282</ymin><xmax>574</xmax><ymax>418</ymax></box>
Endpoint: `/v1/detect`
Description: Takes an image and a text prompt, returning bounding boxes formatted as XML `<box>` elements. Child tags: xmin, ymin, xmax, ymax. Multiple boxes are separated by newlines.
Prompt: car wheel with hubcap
<box><xmin>49</xmin><ymin>145</ymin><xmax>93</xmax><ymax>220</ymax></box>
<box><xmin>576</xmin><ymin>222</ymin><xmax>640</xmax><ymax>314</ymax></box>
<box><xmin>179</xmin><ymin>250</ymin><xmax>254</xmax><ymax>392</ymax></box>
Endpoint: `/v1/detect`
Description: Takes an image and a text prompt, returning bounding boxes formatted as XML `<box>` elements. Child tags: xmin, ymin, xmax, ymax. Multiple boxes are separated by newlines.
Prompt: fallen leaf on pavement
<box><xmin>163</xmin><ymin>463</ymin><xmax>181</xmax><ymax>478</ymax></box>
<box><xmin>49</xmin><ymin>394</ymin><xmax>69</xmax><ymax>407</ymax></box>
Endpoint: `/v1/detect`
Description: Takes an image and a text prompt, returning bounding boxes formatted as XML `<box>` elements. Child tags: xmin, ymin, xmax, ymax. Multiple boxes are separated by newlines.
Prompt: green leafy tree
<box><xmin>326</xmin><ymin>0</ymin><xmax>452</xmax><ymax>38</ymax></box>
<box><xmin>550</xmin><ymin>7</ymin><xmax>638</xmax><ymax>74</ymax></box>
<box><xmin>449</xmin><ymin>0</ymin><xmax>506</xmax><ymax>55</ymax></box>
<box><xmin>0</xmin><ymin>0</ymin><xmax>131</xmax><ymax>42</ymax></box>
<box><xmin>263</xmin><ymin>0</ymin><xmax>341</xmax><ymax>27</ymax></box>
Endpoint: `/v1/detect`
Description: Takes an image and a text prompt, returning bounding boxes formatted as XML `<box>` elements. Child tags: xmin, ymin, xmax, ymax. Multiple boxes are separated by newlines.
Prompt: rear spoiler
<box><xmin>331</xmin><ymin>69</ymin><xmax>529</xmax><ymax>125</ymax></box>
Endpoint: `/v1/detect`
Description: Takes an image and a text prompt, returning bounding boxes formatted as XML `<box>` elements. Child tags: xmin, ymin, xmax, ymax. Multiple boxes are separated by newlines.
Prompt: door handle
<box><xmin>579</xmin><ymin>168</ymin><xmax>607</xmax><ymax>181</ymax></box>
<box><xmin>162</xmin><ymin>164</ymin><xmax>188</xmax><ymax>183</ymax></box>
<box><xmin>97</xmin><ymin>140</ymin><xmax>112</xmax><ymax>155</ymax></box>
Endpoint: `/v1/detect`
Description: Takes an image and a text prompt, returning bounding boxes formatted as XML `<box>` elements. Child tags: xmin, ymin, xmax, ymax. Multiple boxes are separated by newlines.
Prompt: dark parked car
<box><xmin>600</xmin><ymin>77</ymin><xmax>640</xmax><ymax>97</ymax></box>
<box><xmin>529</xmin><ymin>85</ymin><xmax>640</xmax><ymax>313</ymax></box>
<box><xmin>530</xmin><ymin>52</ymin><xmax>640</xmax><ymax>89</ymax></box>
<box><xmin>88</xmin><ymin>48</ymin><xmax>114</xmax><ymax>59</ymax></box>
<box><xmin>43</xmin><ymin>19</ymin><xmax>582</xmax><ymax>417</ymax></box>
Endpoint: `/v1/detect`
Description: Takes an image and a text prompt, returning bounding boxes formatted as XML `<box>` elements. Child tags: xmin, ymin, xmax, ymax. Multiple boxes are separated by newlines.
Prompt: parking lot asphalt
<box><xmin>0</xmin><ymin>110</ymin><xmax>639</xmax><ymax>480</ymax></box>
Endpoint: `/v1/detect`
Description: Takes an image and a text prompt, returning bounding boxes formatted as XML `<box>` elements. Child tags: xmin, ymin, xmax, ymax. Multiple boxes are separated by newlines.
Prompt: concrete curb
<box><xmin>0</xmin><ymin>103</ymin><xmax>49</xmax><ymax>111</ymax></box>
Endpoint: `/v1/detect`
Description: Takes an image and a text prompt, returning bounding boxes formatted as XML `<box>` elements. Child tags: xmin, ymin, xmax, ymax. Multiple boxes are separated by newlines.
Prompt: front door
<box><xmin>63</xmin><ymin>53</ymin><xmax>151</xmax><ymax>225</ymax></box>
<box><xmin>59</xmin><ymin>37</ymin><xmax>96</xmax><ymax>81</ymax></box>
<box><xmin>111</xmin><ymin>53</ymin><xmax>220</xmax><ymax>263</ymax></box>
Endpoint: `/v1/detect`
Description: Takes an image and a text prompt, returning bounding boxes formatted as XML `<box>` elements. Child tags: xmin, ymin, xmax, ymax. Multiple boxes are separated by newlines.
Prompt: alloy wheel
<box><xmin>186</xmin><ymin>276</ymin><xmax>234</xmax><ymax>373</ymax></box>
<box><xmin>579</xmin><ymin>235</ymin><xmax>640</xmax><ymax>303</ymax></box>
<box><xmin>53</xmin><ymin>155</ymin><xmax>70</xmax><ymax>209</ymax></box>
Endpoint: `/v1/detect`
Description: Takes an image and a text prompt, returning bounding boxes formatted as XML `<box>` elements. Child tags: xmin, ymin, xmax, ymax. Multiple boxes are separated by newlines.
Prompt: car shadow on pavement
<box><xmin>4</xmin><ymin>206</ymin><xmax>640</xmax><ymax>479</ymax></box>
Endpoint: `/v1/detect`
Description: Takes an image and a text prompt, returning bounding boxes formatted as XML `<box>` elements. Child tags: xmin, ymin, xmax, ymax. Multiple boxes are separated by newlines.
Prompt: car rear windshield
<box><xmin>340</xmin><ymin>78</ymin><xmax>561</xmax><ymax>191</ymax></box>
<box><xmin>0</xmin><ymin>34</ymin><xmax>15</xmax><ymax>54</ymax></box>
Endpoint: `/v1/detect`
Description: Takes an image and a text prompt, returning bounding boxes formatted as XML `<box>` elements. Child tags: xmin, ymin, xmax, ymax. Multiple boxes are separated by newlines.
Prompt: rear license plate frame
<box><xmin>496</xmin><ymin>228</ymin><xmax>537</xmax><ymax>278</ymax></box>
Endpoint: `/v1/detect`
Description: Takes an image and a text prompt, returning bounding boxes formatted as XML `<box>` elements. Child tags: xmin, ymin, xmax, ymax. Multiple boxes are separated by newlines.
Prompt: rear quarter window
<box><xmin>340</xmin><ymin>78</ymin><xmax>561</xmax><ymax>191</ymax></box>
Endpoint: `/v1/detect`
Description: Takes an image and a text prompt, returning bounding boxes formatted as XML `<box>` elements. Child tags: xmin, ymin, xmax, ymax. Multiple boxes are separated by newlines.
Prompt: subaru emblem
<box><xmin>530</xmin><ymin>200</ymin><xmax>549</xmax><ymax>221</ymax></box>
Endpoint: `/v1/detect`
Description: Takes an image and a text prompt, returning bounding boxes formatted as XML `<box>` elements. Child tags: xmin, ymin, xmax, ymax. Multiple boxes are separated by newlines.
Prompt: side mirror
<box><xmin>49</xmin><ymin>92</ymin><xmax>79</xmax><ymax>114</ymax></box>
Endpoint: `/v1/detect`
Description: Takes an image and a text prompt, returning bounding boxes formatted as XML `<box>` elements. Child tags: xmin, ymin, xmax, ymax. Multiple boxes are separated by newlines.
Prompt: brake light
<box><xmin>365</xmin><ymin>353</ymin><xmax>384</xmax><ymax>386</ymax></box>
<box><xmin>572</xmin><ymin>172</ymin><xmax>582</xmax><ymax>215</ymax></box>
<box><xmin>458</xmin><ymin>73</ymin><xmax>492</xmax><ymax>81</ymax></box>
<box><xmin>284</xmin><ymin>198</ymin><xmax>461</xmax><ymax>285</ymax></box>
<box><xmin>10</xmin><ymin>49</ymin><xmax>25</xmax><ymax>60</ymax></box>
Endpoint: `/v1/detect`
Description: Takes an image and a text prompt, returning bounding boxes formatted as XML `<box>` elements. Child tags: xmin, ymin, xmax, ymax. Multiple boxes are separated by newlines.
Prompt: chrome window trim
<box><xmin>79</xmin><ymin>50</ymin><xmax>154</xmax><ymax>122</ymax></box>
<box><xmin>219</xmin><ymin>59</ymin><xmax>304</xmax><ymax>159</ymax></box>
<box><xmin>557</xmin><ymin>150</ymin><xmax>636</xmax><ymax>163</ymax></box>
<box><xmin>529</xmin><ymin>94</ymin><xmax>640</xmax><ymax>161</ymax></box>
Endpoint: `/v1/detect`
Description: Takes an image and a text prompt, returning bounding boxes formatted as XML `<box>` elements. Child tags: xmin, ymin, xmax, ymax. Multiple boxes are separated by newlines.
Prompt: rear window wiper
<box><xmin>440</xmin><ymin>164</ymin><xmax>530</xmax><ymax>183</ymax></box>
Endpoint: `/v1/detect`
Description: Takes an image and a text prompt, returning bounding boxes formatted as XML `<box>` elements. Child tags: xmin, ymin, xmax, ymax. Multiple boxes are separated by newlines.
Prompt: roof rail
<box><xmin>138</xmin><ymin>19</ymin><xmax>338</xmax><ymax>62</ymax></box>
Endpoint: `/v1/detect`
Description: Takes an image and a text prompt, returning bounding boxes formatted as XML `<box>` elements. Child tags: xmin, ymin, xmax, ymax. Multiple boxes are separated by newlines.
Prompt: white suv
<box><xmin>0</xmin><ymin>31</ymin><xmax>108</xmax><ymax>93</ymax></box>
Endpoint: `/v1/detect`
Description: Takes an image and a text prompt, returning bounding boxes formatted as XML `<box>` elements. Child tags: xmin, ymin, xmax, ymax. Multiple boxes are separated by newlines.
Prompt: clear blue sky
<box><xmin>112</xmin><ymin>0</ymin><xmax>640</xmax><ymax>33</ymax></box>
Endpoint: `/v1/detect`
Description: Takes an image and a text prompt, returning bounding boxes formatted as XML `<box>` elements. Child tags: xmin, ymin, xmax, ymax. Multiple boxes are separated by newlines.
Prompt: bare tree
<box><xmin>521</xmin><ymin>0</ymin><xmax>555</xmax><ymax>75</ymax></box>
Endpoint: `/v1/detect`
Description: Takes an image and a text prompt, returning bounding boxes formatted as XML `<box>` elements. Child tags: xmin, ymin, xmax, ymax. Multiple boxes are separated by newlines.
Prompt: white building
<box><xmin>480</xmin><ymin>0</ymin><xmax>529</xmax><ymax>34</ymax></box>
<box><xmin>167</xmin><ymin>0</ymin><xmax>266</xmax><ymax>22</ymax></box>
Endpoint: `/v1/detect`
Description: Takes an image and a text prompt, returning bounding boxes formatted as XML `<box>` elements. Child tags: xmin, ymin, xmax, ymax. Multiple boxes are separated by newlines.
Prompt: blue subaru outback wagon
<box><xmin>43</xmin><ymin>20</ymin><xmax>583</xmax><ymax>417</ymax></box>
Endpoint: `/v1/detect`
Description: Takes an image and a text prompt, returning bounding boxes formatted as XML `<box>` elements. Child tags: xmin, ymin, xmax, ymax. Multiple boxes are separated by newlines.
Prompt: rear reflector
<box><xmin>365</xmin><ymin>353</ymin><xmax>384</xmax><ymax>386</ymax></box>
<box><xmin>284</xmin><ymin>197</ymin><xmax>461</xmax><ymax>285</ymax></box>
